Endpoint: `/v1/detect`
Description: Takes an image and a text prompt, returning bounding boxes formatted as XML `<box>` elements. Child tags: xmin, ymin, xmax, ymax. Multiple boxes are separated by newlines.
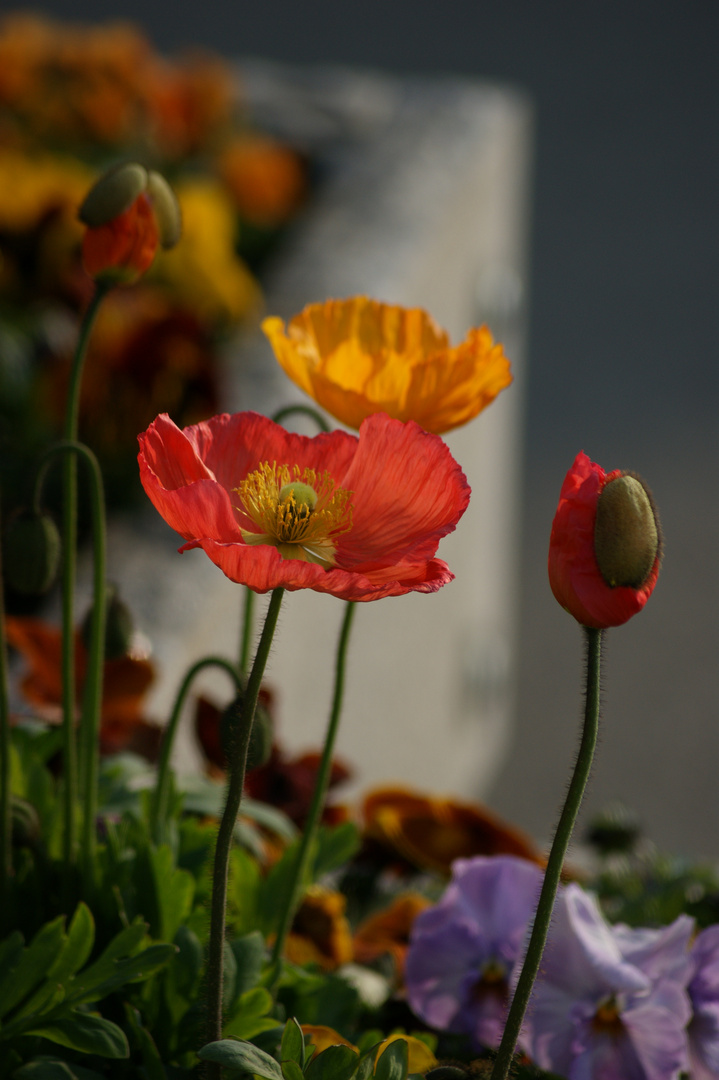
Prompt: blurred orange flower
<box><xmin>262</xmin><ymin>296</ymin><xmax>512</xmax><ymax>434</ymax></box>
<box><xmin>219</xmin><ymin>136</ymin><xmax>306</xmax><ymax>226</ymax></box>
<box><xmin>354</xmin><ymin>893</ymin><xmax>431</xmax><ymax>975</ymax></box>
<box><xmin>284</xmin><ymin>886</ymin><xmax>354</xmax><ymax>970</ymax></box>
<box><xmin>4</xmin><ymin>616</ymin><xmax>161</xmax><ymax>759</ymax></box>
<box><xmin>82</xmin><ymin>192</ymin><xmax>159</xmax><ymax>284</ymax></box>
<box><xmin>301</xmin><ymin>1025</ymin><xmax>358</xmax><ymax>1058</ymax></box>
<box><xmin>362</xmin><ymin>785</ymin><xmax>542</xmax><ymax>876</ymax></box>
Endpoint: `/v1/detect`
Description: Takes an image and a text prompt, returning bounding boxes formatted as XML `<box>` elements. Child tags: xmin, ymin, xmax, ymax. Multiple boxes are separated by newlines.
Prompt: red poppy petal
<box><xmin>337</xmin><ymin>414</ymin><xmax>470</xmax><ymax>566</ymax></box>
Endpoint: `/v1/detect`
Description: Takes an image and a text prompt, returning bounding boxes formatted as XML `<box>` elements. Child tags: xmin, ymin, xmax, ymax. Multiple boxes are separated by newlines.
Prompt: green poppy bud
<box><xmin>2</xmin><ymin>509</ymin><xmax>60</xmax><ymax>594</ymax></box>
<box><xmin>146</xmin><ymin>170</ymin><xmax>182</xmax><ymax>249</ymax></box>
<box><xmin>11</xmin><ymin>795</ymin><xmax>41</xmax><ymax>848</ymax></box>
<box><xmin>81</xmin><ymin>583</ymin><xmax>134</xmax><ymax>660</ymax></box>
<box><xmin>220</xmin><ymin>692</ymin><xmax>273</xmax><ymax>771</ymax></box>
<box><xmin>594</xmin><ymin>474</ymin><xmax>659</xmax><ymax>589</ymax></box>
<box><xmin>78</xmin><ymin>162</ymin><xmax>149</xmax><ymax>227</ymax></box>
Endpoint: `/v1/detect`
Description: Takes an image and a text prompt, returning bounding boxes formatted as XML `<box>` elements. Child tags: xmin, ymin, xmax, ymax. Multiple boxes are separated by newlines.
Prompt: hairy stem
<box><xmin>491</xmin><ymin>625</ymin><xmax>603</xmax><ymax>1080</ymax></box>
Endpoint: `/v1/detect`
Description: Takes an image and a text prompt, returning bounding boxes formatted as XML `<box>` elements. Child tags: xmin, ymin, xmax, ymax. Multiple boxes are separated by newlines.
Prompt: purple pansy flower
<box><xmin>405</xmin><ymin>855</ymin><xmax>543</xmax><ymax>1048</ymax></box>
<box><xmin>687</xmin><ymin>924</ymin><xmax>719</xmax><ymax>1079</ymax></box>
<box><xmin>522</xmin><ymin>884</ymin><xmax>694</xmax><ymax>1080</ymax></box>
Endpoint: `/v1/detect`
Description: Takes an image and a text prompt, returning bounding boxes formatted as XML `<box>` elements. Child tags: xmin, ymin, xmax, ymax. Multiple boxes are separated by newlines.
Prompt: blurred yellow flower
<box><xmin>375</xmin><ymin>1035</ymin><xmax>437</xmax><ymax>1075</ymax></box>
<box><xmin>157</xmin><ymin>177</ymin><xmax>259</xmax><ymax>325</ymax></box>
<box><xmin>0</xmin><ymin>148</ymin><xmax>91</xmax><ymax>232</ymax></box>
<box><xmin>262</xmin><ymin>296</ymin><xmax>512</xmax><ymax>434</ymax></box>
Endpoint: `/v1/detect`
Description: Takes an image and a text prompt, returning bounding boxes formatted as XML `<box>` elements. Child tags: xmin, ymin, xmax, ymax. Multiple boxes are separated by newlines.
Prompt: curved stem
<box><xmin>59</xmin><ymin>282</ymin><xmax>110</xmax><ymax>866</ymax></box>
<box><xmin>206</xmin><ymin>588</ymin><xmax>284</xmax><ymax>1064</ymax></box>
<box><xmin>0</xmin><ymin>504</ymin><xmax>11</xmax><ymax>914</ymax></box>
<box><xmin>490</xmin><ymin>626</ymin><xmax>603</xmax><ymax>1080</ymax></box>
<box><xmin>37</xmin><ymin>442</ymin><xmax>106</xmax><ymax>876</ymax></box>
<box><xmin>268</xmin><ymin>600</ymin><xmax>356</xmax><ymax>988</ymax></box>
<box><xmin>271</xmin><ymin>404</ymin><xmax>330</xmax><ymax>433</ymax></box>
<box><xmin>151</xmin><ymin>656</ymin><xmax>244</xmax><ymax>844</ymax></box>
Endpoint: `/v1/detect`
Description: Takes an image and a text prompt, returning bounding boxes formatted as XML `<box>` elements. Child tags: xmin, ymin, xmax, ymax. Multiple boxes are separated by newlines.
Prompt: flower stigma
<box><xmin>236</xmin><ymin>462</ymin><xmax>352</xmax><ymax>568</ymax></box>
<box><xmin>591</xmin><ymin>995</ymin><xmax>624</xmax><ymax>1035</ymax></box>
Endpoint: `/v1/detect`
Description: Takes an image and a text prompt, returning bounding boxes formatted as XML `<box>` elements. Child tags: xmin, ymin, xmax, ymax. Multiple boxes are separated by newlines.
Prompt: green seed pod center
<box><xmin>594</xmin><ymin>475</ymin><xmax>658</xmax><ymax>588</ymax></box>
<box><xmin>278</xmin><ymin>481</ymin><xmax>318</xmax><ymax>519</ymax></box>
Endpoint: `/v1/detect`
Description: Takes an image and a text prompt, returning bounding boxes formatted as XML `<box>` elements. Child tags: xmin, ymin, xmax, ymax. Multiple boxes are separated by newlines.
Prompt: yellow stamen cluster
<box><xmin>236</xmin><ymin>462</ymin><xmax>352</xmax><ymax>568</ymax></box>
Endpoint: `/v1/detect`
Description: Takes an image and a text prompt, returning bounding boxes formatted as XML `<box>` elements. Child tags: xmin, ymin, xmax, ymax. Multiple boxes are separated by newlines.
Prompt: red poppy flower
<box><xmin>138</xmin><ymin>411</ymin><xmax>470</xmax><ymax>602</ymax></box>
<box><xmin>548</xmin><ymin>451</ymin><xmax>661</xmax><ymax>629</ymax></box>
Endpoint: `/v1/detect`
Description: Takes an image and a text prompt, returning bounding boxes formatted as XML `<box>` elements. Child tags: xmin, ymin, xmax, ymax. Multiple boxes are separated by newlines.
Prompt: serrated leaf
<box><xmin>374</xmin><ymin>1040</ymin><xmax>408</xmax><ymax>1080</ymax></box>
<box><xmin>304</xmin><ymin>1045</ymin><xmax>360</xmax><ymax>1080</ymax></box>
<box><xmin>0</xmin><ymin>916</ymin><xmax>65</xmax><ymax>1020</ymax></box>
<box><xmin>198</xmin><ymin>1038</ymin><xmax>283</xmax><ymax>1079</ymax></box>
<box><xmin>16</xmin><ymin>905</ymin><xmax>95</xmax><ymax>1020</ymax></box>
<box><xmin>281</xmin><ymin>1017</ymin><xmax>305</xmax><ymax>1068</ymax></box>
<box><xmin>282</xmin><ymin>1060</ymin><xmax>305</xmax><ymax>1080</ymax></box>
<box><xmin>26</xmin><ymin>1012</ymin><xmax>129</xmax><ymax>1059</ymax></box>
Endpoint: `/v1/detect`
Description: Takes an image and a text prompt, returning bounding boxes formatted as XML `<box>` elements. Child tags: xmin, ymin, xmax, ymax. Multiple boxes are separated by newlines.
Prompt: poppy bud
<box><xmin>594</xmin><ymin>475</ymin><xmax>658</xmax><ymax>588</ymax></box>
<box><xmin>2</xmin><ymin>509</ymin><xmax>60</xmax><ymax>594</ymax></box>
<box><xmin>79</xmin><ymin>162</ymin><xmax>181</xmax><ymax>285</ymax></box>
<box><xmin>221</xmin><ymin>692</ymin><xmax>273</xmax><ymax>771</ymax></box>
<box><xmin>81</xmin><ymin>583</ymin><xmax>134</xmax><ymax>659</ymax></box>
<box><xmin>548</xmin><ymin>452</ymin><xmax>661</xmax><ymax>629</ymax></box>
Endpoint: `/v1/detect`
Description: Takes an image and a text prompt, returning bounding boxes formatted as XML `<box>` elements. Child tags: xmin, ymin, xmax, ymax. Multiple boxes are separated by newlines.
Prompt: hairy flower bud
<box><xmin>2</xmin><ymin>509</ymin><xmax>60</xmax><ymax>594</ymax></box>
<box><xmin>548</xmin><ymin>452</ymin><xmax>661</xmax><ymax>629</ymax></box>
<box><xmin>81</xmin><ymin>583</ymin><xmax>134</xmax><ymax>659</ymax></box>
<box><xmin>78</xmin><ymin>162</ymin><xmax>149</xmax><ymax>227</ymax></box>
<box><xmin>221</xmin><ymin>692</ymin><xmax>273</xmax><ymax>771</ymax></box>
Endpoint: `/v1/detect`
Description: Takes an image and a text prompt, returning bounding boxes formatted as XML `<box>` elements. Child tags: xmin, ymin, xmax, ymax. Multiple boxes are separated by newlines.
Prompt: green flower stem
<box><xmin>271</xmin><ymin>404</ymin><xmax>330</xmax><ymax>433</ymax></box>
<box><xmin>239</xmin><ymin>587</ymin><xmax>255</xmax><ymax>677</ymax></box>
<box><xmin>206</xmin><ymin>587</ymin><xmax>284</xmax><ymax>1061</ymax></box>
<box><xmin>37</xmin><ymin>442</ymin><xmax>106</xmax><ymax>875</ymax></box>
<box><xmin>151</xmin><ymin>656</ymin><xmax>244</xmax><ymax>844</ymax></box>
<box><xmin>490</xmin><ymin>625</ymin><xmax>603</xmax><ymax>1080</ymax></box>
<box><xmin>268</xmin><ymin>599</ymin><xmax>357</xmax><ymax>990</ymax></box>
<box><xmin>0</xmin><ymin>505</ymin><xmax>11</xmax><ymax>911</ymax></box>
<box><xmin>60</xmin><ymin>282</ymin><xmax>110</xmax><ymax>866</ymax></box>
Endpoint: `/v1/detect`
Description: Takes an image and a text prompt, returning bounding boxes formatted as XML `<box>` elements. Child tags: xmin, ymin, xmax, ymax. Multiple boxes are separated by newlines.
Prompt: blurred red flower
<box><xmin>138</xmin><ymin>410</ymin><xmax>470</xmax><ymax>601</ymax></box>
<box><xmin>548</xmin><ymin>451</ymin><xmax>660</xmax><ymax>629</ymax></box>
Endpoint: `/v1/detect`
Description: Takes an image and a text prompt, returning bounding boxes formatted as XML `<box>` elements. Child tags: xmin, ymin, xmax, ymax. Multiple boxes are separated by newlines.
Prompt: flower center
<box><xmin>471</xmin><ymin>958</ymin><xmax>508</xmax><ymax>1003</ymax></box>
<box><xmin>236</xmin><ymin>462</ymin><xmax>352</xmax><ymax>568</ymax></box>
<box><xmin>592</xmin><ymin>995</ymin><xmax>624</xmax><ymax>1035</ymax></box>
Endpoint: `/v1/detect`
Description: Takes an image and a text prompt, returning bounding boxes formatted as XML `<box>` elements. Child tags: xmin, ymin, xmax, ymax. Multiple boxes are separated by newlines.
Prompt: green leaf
<box><xmin>26</xmin><ymin>1013</ymin><xmax>129</xmax><ymax>1059</ymax></box>
<box><xmin>281</xmin><ymin>1017</ymin><xmax>305</xmax><ymax>1068</ymax></box>
<box><xmin>12</xmin><ymin>1059</ymin><xmax>106</xmax><ymax>1080</ymax></box>
<box><xmin>66</xmin><ymin>940</ymin><xmax>176</xmax><ymax>1006</ymax></box>
<box><xmin>198</xmin><ymin>1038</ymin><xmax>283</xmax><ymax>1079</ymax></box>
<box><xmin>282</xmin><ymin>1060</ymin><xmax>305</xmax><ymax>1080</ymax></box>
<box><xmin>230</xmin><ymin>931</ymin><xmax>266</xmax><ymax>997</ymax></box>
<box><xmin>134</xmin><ymin>844</ymin><xmax>194</xmax><ymax>942</ymax></box>
<box><xmin>304</xmin><ymin>1044</ymin><xmax>360</xmax><ymax>1080</ymax></box>
<box><xmin>0</xmin><ymin>916</ymin><xmax>65</xmax><ymax>1020</ymax></box>
<box><xmin>16</xmin><ymin>905</ymin><xmax>95</xmax><ymax>1020</ymax></box>
<box><xmin>374</xmin><ymin>1040</ymin><xmax>408</xmax><ymax>1080</ymax></box>
<box><xmin>354</xmin><ymin>1053</ymin><xmax>378</xmax><ymax>1080</ymax></box>
<box><xmin>242</xmin><ymin>798</ymin><xmax>298</xmax><ymax>843</ymax></box>
<box><xmin>123</xmin><ymin>1003</ymin><xmax>166</xmax><ymax>1080</ymax></box>
<box><xmin>312</xmin><ymin>824</ymin><xmax>360</xmax><ymax>880</ymax></box>
<box><xmin>223</xmin><ymin>987</ymin><xmax>279</xmax><ymax>1040</ymax></box>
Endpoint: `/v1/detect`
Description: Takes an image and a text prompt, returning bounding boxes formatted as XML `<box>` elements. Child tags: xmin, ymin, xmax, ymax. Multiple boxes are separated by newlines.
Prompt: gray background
<box><xmin>34</xmin><ymin>1</ymin><xmax>719</xmax><ymax>855</ymax></box>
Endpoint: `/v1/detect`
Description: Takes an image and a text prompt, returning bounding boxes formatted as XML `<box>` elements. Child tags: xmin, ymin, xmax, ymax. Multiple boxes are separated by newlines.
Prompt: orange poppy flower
<box><xmin>5</xmin><ymin>616</ymin><xmax>161</xmax><ymax>759</ymax></box>
<box><xmin>262</xmin><ymin>296</ymin><xmax>512</xmax><ymax>434</ymax></box>
<box><xmin>362</xmin><ymin>785</ymin><xmax>542</xmax><ymax>876</ymax></box>
<box><xmin>284</xmin><ymin>886</ymin><xmax>354</xmax><ymax>970</ymax></box>
<box><xmin>138</xmin><ymin>410</ymin><xmax>470</xmax><ymax>602</ymax></box>
<box><xmin>353</xmin><ymin>893</ymin><xmax>432</xmax><ymax>974</ymax></box>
